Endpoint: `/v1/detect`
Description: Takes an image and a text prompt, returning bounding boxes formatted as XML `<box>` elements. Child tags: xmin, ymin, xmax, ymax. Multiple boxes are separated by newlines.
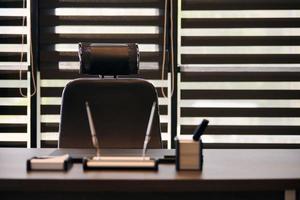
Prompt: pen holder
<box><xmin>175</xmin><ymin>136</ymin><xmax>203</xmax><ymax>171</ymax></box>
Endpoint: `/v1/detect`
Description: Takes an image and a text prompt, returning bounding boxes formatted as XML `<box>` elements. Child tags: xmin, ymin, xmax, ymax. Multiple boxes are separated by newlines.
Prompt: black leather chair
<box><xmin>59</xmin><ymin>43</ymin><xmax>162</xmax><ymax>149</ymax></box>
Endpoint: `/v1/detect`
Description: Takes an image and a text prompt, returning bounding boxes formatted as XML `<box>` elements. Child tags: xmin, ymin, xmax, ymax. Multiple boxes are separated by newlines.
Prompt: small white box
<box><xmin>175</xmin><ymin>135</ymin><xmax>203</xmax><ymax>170</ymax></box>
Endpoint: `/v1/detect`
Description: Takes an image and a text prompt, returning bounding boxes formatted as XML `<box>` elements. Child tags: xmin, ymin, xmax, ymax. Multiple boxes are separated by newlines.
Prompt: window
<box><xmin>178</xmin><ymin>0</ymin><xmax>300</xmax><ymax>148</ymax></box>
<box><xmin>0</xmin><ymin>0</ymin><xmax>299</xmax><ymax>148</ymax></box>
<box><xmin>38</xmin><ymin>0</ymin><xmax>171</xmax><ymax>148</ymax></box>
<box><xmin>0</xmin><ymin>0</ymin><xmax>31</xmax><ymax>147</ymax></box>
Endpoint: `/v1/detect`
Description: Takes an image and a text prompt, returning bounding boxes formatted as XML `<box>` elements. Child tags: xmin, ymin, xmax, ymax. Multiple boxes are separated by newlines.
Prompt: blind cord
<box><xmin>161</xmin><ymin>0</ymin><xmax>175</xmax><ymax>99</ymax></box>
<box><xmin>160</xmin><ymin>0</ymin><xmax>168</xmax><ymax>98</ymax></box>
<box><xmin>170</xmin><ymin>0</ymin><xmax>175</xmax><ymax>96</ymax></box>
<box><xmin>19</xmin><ymin>0</ymin><xmax>37</xmax><ymax>97</ymax></box>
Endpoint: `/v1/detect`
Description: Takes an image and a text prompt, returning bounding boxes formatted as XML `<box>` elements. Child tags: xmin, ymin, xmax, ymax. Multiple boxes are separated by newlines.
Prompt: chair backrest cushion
<box><xmin>59</xmin><ymin>78</ymin><xmax>162</xmax><ymax>149</ymax></box>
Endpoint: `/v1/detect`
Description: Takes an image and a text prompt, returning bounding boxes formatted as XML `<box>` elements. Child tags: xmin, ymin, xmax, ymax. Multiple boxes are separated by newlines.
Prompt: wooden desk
<box><xmin>0</xmin><ymin>148</ymin><xmax>299</xmax><ymax>200</ymax></box>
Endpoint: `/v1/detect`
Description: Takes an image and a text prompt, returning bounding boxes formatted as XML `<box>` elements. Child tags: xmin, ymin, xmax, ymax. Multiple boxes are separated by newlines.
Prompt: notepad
<box><xmin>27</xmin><ymin>154</ymin><xmax>72</xmax><ymax>171</ymax></box>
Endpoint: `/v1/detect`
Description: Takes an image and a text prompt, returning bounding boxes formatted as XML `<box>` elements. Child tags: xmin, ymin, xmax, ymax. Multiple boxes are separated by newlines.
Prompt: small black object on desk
<box><xmin>193</xmin><ymin>119</ymin><xmax>209</xmax><ymax>141</ymax></box>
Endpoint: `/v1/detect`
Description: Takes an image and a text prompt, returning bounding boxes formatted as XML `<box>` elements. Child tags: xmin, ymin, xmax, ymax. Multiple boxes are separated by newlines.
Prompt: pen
<box><xmin>192</xmin><ymin>119</ymin><xmax>209</xmax><ymax>141</ymax></box>
<box><xmin>85</xmin><ymin>101</ymin><xmax>101</xmax><ymax>158</ymax></box>
<box><xmin>142</xmin><ymin>101</ymin><xmax>156</xmax><ymax>158</ymax></box>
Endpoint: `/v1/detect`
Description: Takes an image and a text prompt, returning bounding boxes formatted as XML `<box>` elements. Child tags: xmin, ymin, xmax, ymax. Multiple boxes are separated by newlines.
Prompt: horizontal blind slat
<box><xmin>181</xmin><ymin>125</ymin><xmax>300</xmax><ymax>136</ymax></box>
<box><xmin>181</xmin><ymin>108</ymin><xmax>300</xmax><ymax>117</ymax></box>
<box><xmin>182</xmin><ymin>0</ymin><xmax>300</xmax><ymax>10</ymax></box>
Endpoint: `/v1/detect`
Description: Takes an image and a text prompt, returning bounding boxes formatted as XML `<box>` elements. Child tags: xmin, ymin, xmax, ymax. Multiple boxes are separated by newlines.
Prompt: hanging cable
<box><xmin>161</xmin><ymin>0</ymin><xmax>168</xmax><ymax>98</ymax></box>
<box><xmin>161</xmin><ymin>0</ymin><xmax>175</xmax><ymax>98</ymax></box>
<box><xmin>19</xmin><ymin>0</ymin><xmax>36</xmax><ymax>97</ymax></box>
<box><xmin>170</xmin><ymin>0</ymin><xmax>175</xmax><ymax>96</ymax></box>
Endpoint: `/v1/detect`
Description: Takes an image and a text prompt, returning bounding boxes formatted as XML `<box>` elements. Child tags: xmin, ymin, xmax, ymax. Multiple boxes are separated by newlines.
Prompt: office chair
<box><xmin>59</xmin><ymin>43</ymin><xmax>162</xmax><ymax>149</ymax></box>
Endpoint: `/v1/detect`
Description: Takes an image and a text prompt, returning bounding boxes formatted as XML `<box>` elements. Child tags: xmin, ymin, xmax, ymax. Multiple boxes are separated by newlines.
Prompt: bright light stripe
<box><xmin>182</xmin><ymin>64</ymin><xmax>300</xmax><ymax>68</ymax></box>
<box><xmin>158</xmin><ymin>97</ymin><xmax>168</xmax><ymax>105</ymax></box>
<box><xmin>41</xmin><ymin>114</ymin><xmax>168</xmax><ymax>123</ymax></box>
<box><xmin>0</xmin><ymin>133</ymin><xmax>27</xmax><ymax>142</ymax></box>
<box><xmin>160</xmin><ymin>115</ymin><xmax>168</xmax><ymax>123</ymax></box>
<box><xmin>147</xmin><ymin>80</ymin><xmax>168</xmax><ymax>87</ymax></box>
<box><xmin>0</xmin><ymin>8</ymin><xmax>27</xmax><ymax>17</ymax></box>
<box><xmin>161</xmin><ymin>133</ymin><xmax>169</xmax><ymax>141</ymax></box>
<box><xmin>41</xmin><ymin>132</ymin><xmax>59</xmax><ymax>141</ymax></box>
<box><xmin>140</xmin><ymin>62</ymin><xmax>160</xmax><ymax>70</ymax></box>
<box><xmin>41</xmin><ymin>97</ymin><xmax>61</xmax><ymax>105</ymax></box>
<box><xmin>181</xmin><ymin>46</ymin><xmax>300</xmax><ymax>54</ymax></box>
<box><xmin>180</xmin><ymin>82</ymin><xmax>300</xmax><ymax>90</ymax></box>
<box><xmin>41</xmin><ymin>79</ymin><xmax>168</xmax><ymax>88</ymax></box>
<box><xmin>0</xmin><ymin>80</ymin><xmax>27</xmax><ymax>88</ymax></box>
<box><xmin>52</xmin><ymin>44</ymin><xmax>79</xmax><ymax>52</ymax></box>
<box><xmin>0</xmin><ymin>44</ymin><xmax>28</xmax><ymax>52</ymax></box>
<box><xmin>181</xmin><ymin>67</ymin><xmax>300</xmax><ymax>72</ymax></box>
<box><xmin>41</xmin><ymin>79</ymin><xmax>71</xmax><ymax>87</ymax></box>
<box><xmin>182</xmin><ymin>10</ymin><xmax>300</xmax><ymax>19</ymax></box>
<box><xmin>180</xmin><ymin>64</ymin><xmax>300</xmax><ymax>72</ymax></box>
<box><xmin>180</xmin><ymin>100</ymin><xmax>300</xmax><ymax>108</ymax></box>
<box><xmin>0</xmin><ymin>26</ymin><xmax>27</xmax><ymax>35</ymax></box>
<box><xmin>0</xmin><ymin>98</ymin><xmax>28</xmax><ymax>106</ymax></box>
<box><xmin>180</xmin><ymin>117</ymin><xmax>300</xmax><ymax>126</ymax></box>
<box><xmin>181</xmin><ymin>28</ymin><xmax>300</xmax><ymax>36</ymax></box>
<box><xmin>0</xmin><ymin>62</ymin><xmax>28</xmax><ymax>70</ymax></box>
<box><xmin>0</xmin><ymin>115</ymin><xmax>27</xmax><ymax>124</ymax></box>
<box><xmin>54</xmin><ymin>8</ymin><xmax>160</xmax><ymax>16</ymax></box>
<box><xmin>54</xmin><ymin>26</ymin><xmax>159</xmax><ymax>34</ymax></box>
<box><xmin>58</xmin><ymin>62</ymin><xmax>81</xmax><ymax>70</ymax></box>
<box><xmin>41</xmin><ymin>115</ymin><xmax>59</xmax><ymax>123</ymax></box>
<box><xmin>0</xmin><ymin>62</ymin><xmax>28</xmax><ymax>66</ymax></box>
<box><xmin>58</xmin><ymin>61</ymin><xmax>159</xmax><ymax>70</ymax></box>
<box><xmin>177</xmin><ymin>135</ymin><xmax>300</xmax><ymax>144</ymax></box>
<box><xmin>53</xmin><ymin>43</ymin><xmax>159</xmax><ymax>52</ymax></box>
<box><xmin>41</xmin><ymin>97</ymin><xmax>168</xmax><ymax>106</ymax></box>
<box><xmin>41</xmin><ymin>132</ymin><xmax>169</xmax><ymax>141</ymax></box>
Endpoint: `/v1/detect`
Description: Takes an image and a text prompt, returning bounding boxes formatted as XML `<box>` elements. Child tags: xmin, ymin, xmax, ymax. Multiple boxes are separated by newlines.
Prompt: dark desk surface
<box><xmin>0</xmin><ymin>148</ymin><xmax>299</xmax><ymax>192</ymax></box>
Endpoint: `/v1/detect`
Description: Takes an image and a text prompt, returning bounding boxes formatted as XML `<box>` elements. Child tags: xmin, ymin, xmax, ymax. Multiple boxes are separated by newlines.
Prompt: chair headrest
<box><xmin>78</xmin><ymin>43</ymin><xmax>140</xmax><ymax>75</ymax></box>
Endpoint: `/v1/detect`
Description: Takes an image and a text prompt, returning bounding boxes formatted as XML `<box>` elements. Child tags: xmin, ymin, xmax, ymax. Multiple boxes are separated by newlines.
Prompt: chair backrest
<box><xmin>58</xmin><ymin>43</ymin><xmax>162</xmax><ymax>148</ymax></box>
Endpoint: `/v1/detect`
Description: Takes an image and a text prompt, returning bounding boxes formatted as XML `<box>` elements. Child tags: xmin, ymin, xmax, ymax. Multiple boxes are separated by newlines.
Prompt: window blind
<box><xmin>0</xmin><ymin>0</ymin><xmax>31</xmax><ymax>147</ymax></box>
<box><xmin>38</xmin><ymin>0</ymin><xmax>171</xmax><ymax>148</ymax></box>
<box><xmin>178</xmin><ymin>0</ymin><xmax>300</xmax><ymax>148</ymax></box>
